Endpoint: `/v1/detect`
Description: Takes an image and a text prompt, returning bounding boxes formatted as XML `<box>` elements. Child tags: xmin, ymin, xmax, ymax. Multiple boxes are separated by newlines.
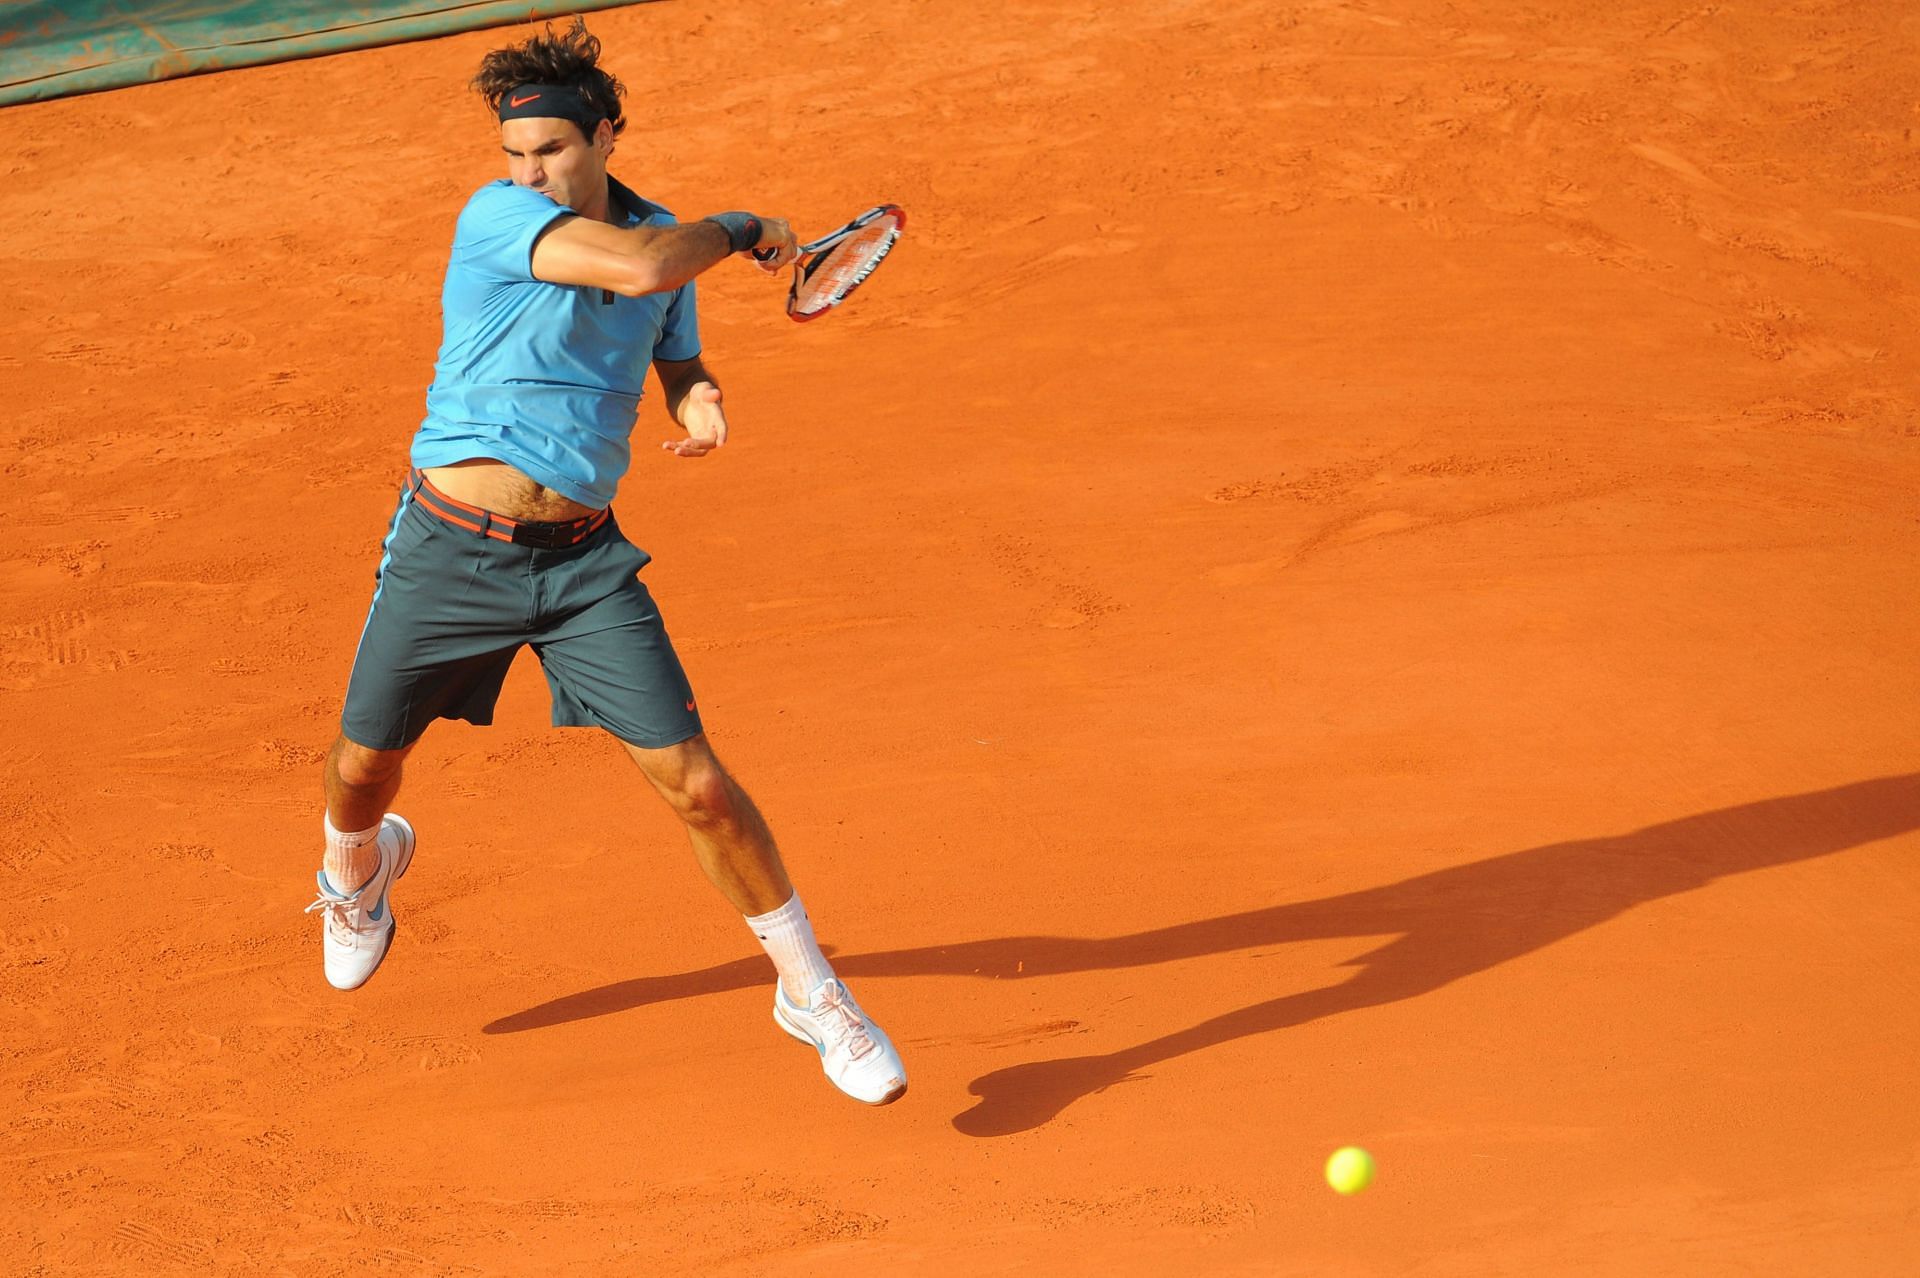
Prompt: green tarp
<box><xmin>0</xmin><ymin>1</ymin><xmax>650</xmax><ymax>108</ymax></box>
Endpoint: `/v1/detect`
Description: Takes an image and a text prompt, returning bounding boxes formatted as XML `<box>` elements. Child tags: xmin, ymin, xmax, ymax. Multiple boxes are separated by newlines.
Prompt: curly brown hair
<box><xmin>472</xmin><ymin>17</ymin><xmax>626</xmax><ymax>138</ymax></box>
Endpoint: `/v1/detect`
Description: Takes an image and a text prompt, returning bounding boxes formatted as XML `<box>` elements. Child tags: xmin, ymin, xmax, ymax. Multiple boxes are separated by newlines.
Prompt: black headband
<box><xmin>497</xmin><ymin>83</ymin><xmax>604</xmax><ymax>138</ymax></box>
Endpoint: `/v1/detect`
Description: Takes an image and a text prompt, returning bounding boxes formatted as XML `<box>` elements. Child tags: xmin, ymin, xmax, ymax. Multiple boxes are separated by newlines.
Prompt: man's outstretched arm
<box><xmin>532</xmin><ymin>215</ymin><xmax>796</xmax><ymax>296</ymax></box>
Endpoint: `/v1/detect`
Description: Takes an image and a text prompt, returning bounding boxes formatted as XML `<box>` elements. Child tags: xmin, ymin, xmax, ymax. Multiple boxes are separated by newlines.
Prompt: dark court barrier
<box><xmin>0</xmin><ymin>1</ymin><xmax>652</xmax><ymax>107</ymax></box>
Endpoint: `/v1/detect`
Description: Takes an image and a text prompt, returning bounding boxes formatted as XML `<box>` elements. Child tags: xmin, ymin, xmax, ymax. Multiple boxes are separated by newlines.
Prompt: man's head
<box><xmin>472</xmin><ymin>19</ymin><xmax>626</xmax><ymax>213</ymax></box>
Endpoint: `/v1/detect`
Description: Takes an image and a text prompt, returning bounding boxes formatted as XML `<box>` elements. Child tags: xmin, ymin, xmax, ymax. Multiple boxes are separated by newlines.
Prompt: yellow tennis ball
<box><xmin>1325</xmin><ymin>1146</ymin><xmax>1375</xmax><ymax>1195</ymax></box>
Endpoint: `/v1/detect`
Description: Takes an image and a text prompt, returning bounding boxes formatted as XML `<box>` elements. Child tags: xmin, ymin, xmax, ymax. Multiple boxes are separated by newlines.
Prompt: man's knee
<box><xmin>666</xmin><ymin>762</ymin><xmax>738</xmax><ymax>829</ymax></box>
<box><xmin>630</xmin><ymin>737</ymin><xmax>738</xmax><ymax>828</ymax></box>
<box><xmin>329</xmin><ymin>735</ymin><xmax>407</xmax><ymax>789</ymax></box>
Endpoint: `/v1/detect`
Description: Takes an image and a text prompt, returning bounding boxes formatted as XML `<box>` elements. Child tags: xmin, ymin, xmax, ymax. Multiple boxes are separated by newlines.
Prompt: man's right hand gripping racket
<box><xmin>755</xmin><ymin>204</ymin><xmax>905</xmax><ymax>322</ymax></box>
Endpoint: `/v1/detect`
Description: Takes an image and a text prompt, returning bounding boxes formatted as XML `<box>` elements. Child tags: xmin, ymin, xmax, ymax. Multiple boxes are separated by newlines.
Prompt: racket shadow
<box><xmin>482</xmin><ymin>774</ymin><xmax>1920</xmax><ymax>1137</ymax></box>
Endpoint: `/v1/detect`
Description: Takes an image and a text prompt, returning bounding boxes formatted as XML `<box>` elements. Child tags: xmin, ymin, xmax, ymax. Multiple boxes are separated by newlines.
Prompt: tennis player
<box><xmin>305</xmin><ymin>19</ymin><xmax>906</xmax><ymax>1106</ymax></box>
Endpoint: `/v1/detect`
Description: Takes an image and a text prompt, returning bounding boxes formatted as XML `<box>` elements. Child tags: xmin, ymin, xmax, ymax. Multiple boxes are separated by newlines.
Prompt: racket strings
<box><xmin>791</xmin><ymin>219</ymin><xmax>900</xmax><ymax>317</ymax></box>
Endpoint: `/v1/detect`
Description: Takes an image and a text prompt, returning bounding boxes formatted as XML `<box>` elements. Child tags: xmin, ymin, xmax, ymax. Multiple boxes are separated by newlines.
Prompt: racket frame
<box><xmin>752</xmin><ymin>204</ymin><xmax>906</xmax><ymax>322</ymax></box>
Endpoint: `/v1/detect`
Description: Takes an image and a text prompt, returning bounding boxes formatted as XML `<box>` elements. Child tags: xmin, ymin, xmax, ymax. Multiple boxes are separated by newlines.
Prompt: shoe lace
<box><xmin>814</xmin><ymin>982</ymin><xmax>877</xmax><ymax>1062</ymax></box>
<box><xmin>304</xmin><ymin>888</ymin><xmax>359</xmax><ymax>942</ymax></box>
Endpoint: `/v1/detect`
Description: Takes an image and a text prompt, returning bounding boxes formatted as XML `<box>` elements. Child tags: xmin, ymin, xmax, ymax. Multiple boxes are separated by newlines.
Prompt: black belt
<box><xmin>409</xmin><ymin>469</ymin><xmax>610</xmax><ymax>549</ymax></box>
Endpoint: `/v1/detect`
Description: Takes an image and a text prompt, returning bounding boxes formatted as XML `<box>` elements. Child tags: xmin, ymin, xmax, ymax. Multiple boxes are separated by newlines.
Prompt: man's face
<box><xmin>500</xmin><ymin>116</ymin><xmax>611</xmax><ymax>213</ymax></box>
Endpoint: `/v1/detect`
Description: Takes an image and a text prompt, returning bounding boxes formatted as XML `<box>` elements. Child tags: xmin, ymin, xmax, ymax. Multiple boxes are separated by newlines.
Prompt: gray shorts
<box><xmin>339</xmin><ymin>470</ymin><xmax>703</xmax><ymax>752</ymax></box>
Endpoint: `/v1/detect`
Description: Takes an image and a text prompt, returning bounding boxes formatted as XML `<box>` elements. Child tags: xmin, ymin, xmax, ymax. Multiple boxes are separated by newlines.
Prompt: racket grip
<box><xmin>751</xmin><ymin>247</ymin><xmax>778</xmax><ymax>262</ymax></box>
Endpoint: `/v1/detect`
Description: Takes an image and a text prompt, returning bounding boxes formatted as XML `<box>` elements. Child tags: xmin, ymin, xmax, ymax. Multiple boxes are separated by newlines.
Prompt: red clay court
<box><xmin>3</xmin><ymin>1</ymin><xmax>1918</xmax><ymax>1272</ymax></box>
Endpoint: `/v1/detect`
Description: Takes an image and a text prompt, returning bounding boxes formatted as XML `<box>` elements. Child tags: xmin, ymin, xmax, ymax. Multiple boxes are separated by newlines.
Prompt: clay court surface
<box><xmin>5</xmin><ymin>0</ymin><xmax>1920</xmax><ymax>1271</ymax></box>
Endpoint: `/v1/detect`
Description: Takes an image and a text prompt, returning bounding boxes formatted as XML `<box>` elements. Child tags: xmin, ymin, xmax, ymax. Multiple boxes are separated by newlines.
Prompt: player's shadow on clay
<box><xmin>484</xmin><ymin>772</ymin><xmax>1920</xmax><ymax>1137</ymax></box>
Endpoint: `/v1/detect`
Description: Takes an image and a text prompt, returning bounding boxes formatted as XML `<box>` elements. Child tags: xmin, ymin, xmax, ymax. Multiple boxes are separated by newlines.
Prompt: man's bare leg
<box><xmin>323</xmin><ymin>735</ymin><xmax>413</xmax><ymax>891</ymax></box>
<box><xmin>621</xmin><ymin>730</ymin><xmax>848</xmax><ymax>1009</ymax></box>
<box><xmin>621</xmin><ymin>729</ymin><xmax>907</xmax><ymax>1104</ymax></box>
<box><xmin>620</xmin><ymin>731</ymin><xmax>793</xmax><ymax>916</ymax></box>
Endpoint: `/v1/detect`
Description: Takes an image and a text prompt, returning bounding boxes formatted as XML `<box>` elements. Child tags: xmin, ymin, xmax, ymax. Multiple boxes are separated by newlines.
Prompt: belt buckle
<box><xmin>511</xmin><ymin>521</ymin><xmax>572</xmax><ymax>550</ymax></box>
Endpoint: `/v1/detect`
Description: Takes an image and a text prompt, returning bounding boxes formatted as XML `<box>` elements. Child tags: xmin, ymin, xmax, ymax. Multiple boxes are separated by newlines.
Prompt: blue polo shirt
<box><xmin>410</xmin><ymin>177</ymin><xmax>701</xmax><ymax>508</ymax></box>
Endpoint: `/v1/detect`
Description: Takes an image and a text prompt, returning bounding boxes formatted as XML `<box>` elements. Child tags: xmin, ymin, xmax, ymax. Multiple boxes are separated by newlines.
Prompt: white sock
<box><xmin>745</xmin><ymin>892</ymin><xmax>836</xmax><ymax>1005</ymax></box>
<box><xmin>322</xmin><ymin>814</ymin><xmax>382</xmax><ymax>894</ymax></box>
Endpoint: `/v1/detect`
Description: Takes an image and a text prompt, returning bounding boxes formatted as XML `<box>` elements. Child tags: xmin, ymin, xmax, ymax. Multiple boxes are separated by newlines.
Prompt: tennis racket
<box><xmin>753</xmin><ymin>204</ymin><xmax>905</xmax><ymax>322</ymax></box>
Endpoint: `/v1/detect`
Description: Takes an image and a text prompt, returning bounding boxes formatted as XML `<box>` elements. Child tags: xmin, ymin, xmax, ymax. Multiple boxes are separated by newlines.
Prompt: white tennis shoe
<box><xmin>305</xmin><ymin>814</ymin><xmax>415</xmax><ymax>991</ymax></box>
<box><xmin>773</xmin><ymin>977</ymin><xmax>908</xmax><ymax>1105</ymax></box>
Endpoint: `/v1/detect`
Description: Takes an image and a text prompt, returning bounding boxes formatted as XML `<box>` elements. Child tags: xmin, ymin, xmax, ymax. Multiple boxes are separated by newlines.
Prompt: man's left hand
<box><xmin>663</xmin><ymin>381</ymin><xmax>728</xmax><ymax>457</ymax></box>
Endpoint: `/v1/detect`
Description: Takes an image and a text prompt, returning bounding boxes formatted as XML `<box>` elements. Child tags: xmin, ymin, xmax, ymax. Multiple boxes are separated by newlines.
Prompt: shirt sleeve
<box><xmin>451</xmin><ymin>182</ymin><xmax>572</xmax><ymax>283</ymax></box>
<box><xmin>654</xmin><ymin>279</ymin><xmax>702</xmax><ymax>361</ymax></box>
